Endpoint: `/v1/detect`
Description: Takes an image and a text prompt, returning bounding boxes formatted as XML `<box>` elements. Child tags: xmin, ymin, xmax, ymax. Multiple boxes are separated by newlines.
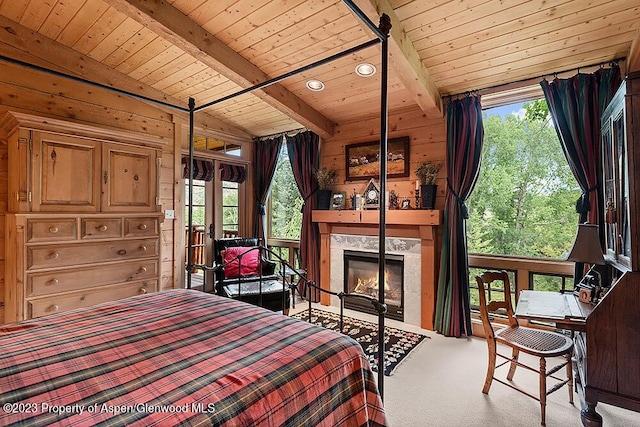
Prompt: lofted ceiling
<box><xmin>0</xmin><ymin>0</ymin><xmax>639</xmax><ymax>139</ymax></box>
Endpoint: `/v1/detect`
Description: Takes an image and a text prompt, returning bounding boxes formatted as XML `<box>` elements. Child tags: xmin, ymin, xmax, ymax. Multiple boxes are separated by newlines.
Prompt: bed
<box><xmin>0</xmin><ymin>289</ymin><xmax>387</xmax><ymax>426</ymax></box>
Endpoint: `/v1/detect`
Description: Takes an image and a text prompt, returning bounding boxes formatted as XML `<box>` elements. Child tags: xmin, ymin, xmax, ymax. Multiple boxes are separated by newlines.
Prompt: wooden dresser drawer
<box><xmin>26</xmin><ymin>218</ymin><xmax>77</xmax><ymax>243</ymax></box>
<box><xmin>124</xmin><ymin>217</ymin><xmax>159</xmax><ymax>237</ymax></box>
<box><xmin>27</xmin><ymin>238</ymin><xmax>159</xmax><ymax>270</ymax></box>
<box><xmin>28</xmin><ymin>280</ymin><xmax>158</xmax><ymax>319</ymax></box>
<box><xmin>81</xmin><ymin>218</ymin><xmax>122</xmax><ymax>239</ymax></box>
<box><xmin>27</xmin><ymin>259</ymin><xmax>159</xmax><ymax>297</ymax></box>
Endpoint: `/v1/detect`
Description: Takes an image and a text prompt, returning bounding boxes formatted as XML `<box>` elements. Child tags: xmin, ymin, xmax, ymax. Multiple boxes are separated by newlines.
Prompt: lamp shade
<box><xmin>566</xmin><ymin>223</ymin><xmax>606</xmax><ymax>265</ymax></box>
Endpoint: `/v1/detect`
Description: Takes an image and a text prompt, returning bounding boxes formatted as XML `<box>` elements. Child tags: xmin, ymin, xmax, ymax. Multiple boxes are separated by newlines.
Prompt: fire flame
<box><xmin>353</xmin><ymin>269</ymin><xmax>391</xmax><ymax>294</ymax></box>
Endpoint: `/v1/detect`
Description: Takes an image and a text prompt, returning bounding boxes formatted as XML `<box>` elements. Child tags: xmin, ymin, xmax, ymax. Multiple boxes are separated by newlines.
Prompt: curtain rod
<box><xmin>443</xmin><ymin>57</ymin><xmax>626</xmax><ymax>100</ymax></box>
<box><xmin>254</xmin><ymin>127</ymin><xmax>307</xmax><ymax>141</ymax></box>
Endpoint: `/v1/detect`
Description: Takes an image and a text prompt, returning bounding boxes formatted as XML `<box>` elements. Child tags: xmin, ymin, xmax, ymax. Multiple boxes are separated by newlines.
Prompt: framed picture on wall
<box><xmin>345</xmin><ymin>136</ymin><xmax>410</xmax><ymax>181</ymax></box>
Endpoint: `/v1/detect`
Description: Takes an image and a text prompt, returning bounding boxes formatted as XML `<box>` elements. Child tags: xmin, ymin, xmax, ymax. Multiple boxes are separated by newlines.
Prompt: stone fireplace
<box><xmin>343</xmin><ymin>250</ymin><xmax>404</xmax><ymax>321</ymax></box>
<box><xmin>313</xmin><ymin>209</ymin><xmax>441</xmax><ymax>330</ymax></box>
<box><xmin>330</xmin><ymin>234</ymin><xmax>421</xmax><ymax>325</ymax></box>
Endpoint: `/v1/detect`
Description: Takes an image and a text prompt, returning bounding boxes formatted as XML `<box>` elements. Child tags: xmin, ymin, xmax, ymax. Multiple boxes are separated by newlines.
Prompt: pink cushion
<box><xmin>221</xmin><ymin>246</ymin><xmax>261</xmax><ymax>278</ymax></box>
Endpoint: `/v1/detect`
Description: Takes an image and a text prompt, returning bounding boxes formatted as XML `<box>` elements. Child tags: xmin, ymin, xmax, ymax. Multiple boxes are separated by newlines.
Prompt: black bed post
<box><xmin>186</xmin><ymin>97</ymin><xmax>196</xmax><ymax>289</ymax></box>
<box><xmin>377</xmin><ymin>13</ymin><xmax>392</xmax><ymax>400</ymax></box>
<box><xmin>342</xmin><ymin>0</ymin><xmax>390</xmax><ymax>399</ymax></box>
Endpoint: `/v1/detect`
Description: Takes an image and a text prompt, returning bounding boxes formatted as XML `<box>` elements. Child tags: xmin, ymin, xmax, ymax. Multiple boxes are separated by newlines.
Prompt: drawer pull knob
<box><xmin>139</xmin><ymin>266</ymin><xmax>147</xmax><ymax>273</ymax></box>
<box><xmin>49</xmin><ymin>252</ymin><xmax>59</xmax><ymax>260</ymax></box>
<box><xmin>47</xmin><ymin>278</ymin><xmax>59</xmax><ymax>286</ymax></box>
<box><xmin>99</xmin><ymin>225</ymin><xmax>108</xmax><ymax>232</ymax></box>
<box><xmin>117</xmin><ymin>249</ymin><xmax>127</xmax><ymax>255</ymax></box>
<box><xmin>138</xmin><ymin>224</ymin><xmax>148</xmax><ymax>231</ymax></box>
<box><xmin>49</xmin><ymin>226</ymin><xmax>59</xmax><ymax>233</ymax></box>
<box><xmin>139</xmin><ymin>245</ymin><xmax>147</xmax><ymax>252</ymax></box>
<box><xmin>139</xmin><ymin>287</ymin><xmax>147</xmax><ymax>294</ymax></box>
<box><xmin>48</xmin><ymin>304</ymin><xmax>59</xmax><ymax>312</ymax></box>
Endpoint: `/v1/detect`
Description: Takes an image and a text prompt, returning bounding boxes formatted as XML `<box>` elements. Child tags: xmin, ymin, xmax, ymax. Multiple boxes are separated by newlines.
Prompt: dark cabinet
<box><xmin>576</xmin><ymin>271</ymin><xmax>640</xmax><ymax>426</ymax></box>
<box><xmin>575</xmin><ymin>73</ymin><xmax>640</xmax><ymax>426</ymax></box>
<box><xmin>601</xmin><ymin>82</ymin><xmax>632</xmax><ymax>268</ymax></box>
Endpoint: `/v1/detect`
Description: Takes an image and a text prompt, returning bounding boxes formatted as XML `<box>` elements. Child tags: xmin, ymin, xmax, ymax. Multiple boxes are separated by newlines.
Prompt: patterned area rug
<box><xmin>292</xmin><ymin>308</ymin><xmax>429</xmax><ymax>376</ymax></box>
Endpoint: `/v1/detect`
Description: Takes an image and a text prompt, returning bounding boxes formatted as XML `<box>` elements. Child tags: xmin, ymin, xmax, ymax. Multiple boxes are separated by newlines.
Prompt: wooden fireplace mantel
<box><xmin>312</xmin><ymin>209</ymin><xmax>442</xmax><ymax>330</ymax></box>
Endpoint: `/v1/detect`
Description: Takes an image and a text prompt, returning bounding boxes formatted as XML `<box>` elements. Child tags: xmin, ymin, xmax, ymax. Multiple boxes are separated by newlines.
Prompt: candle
<box><xmin>415</xmin><ymin>180</ymin><xmax>419</xmax><ymax>191</ymax></box>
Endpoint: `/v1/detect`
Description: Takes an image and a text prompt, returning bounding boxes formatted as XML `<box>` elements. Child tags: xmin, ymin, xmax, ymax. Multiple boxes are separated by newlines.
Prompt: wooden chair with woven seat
<box><xmin>476</xmin><ymin>270</ymin><xmax>574</xmax><ymax>426</ymax></box>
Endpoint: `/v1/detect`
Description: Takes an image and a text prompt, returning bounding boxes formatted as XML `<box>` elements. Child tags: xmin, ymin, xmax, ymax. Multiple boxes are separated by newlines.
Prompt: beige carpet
<box><xmin>290</xmin><ymin>301</ymin><xmax>640</xmax><ymax>427</ymax></box>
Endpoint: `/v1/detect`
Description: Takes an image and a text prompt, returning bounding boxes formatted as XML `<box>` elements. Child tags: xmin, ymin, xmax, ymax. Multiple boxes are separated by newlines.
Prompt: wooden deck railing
<box><xmin>185</xmin><ymin>226</ymin><xmax>206</xmax><ymax>267</ymax></box>
<box><xmin>468</xmin><ymin>253</ymin><xmax>575</xmax><ymax>333</ymax></box>
<box><xmin>263</xmin><ymin>243</ymin><xmax>574</xmax><ymax>307</ymax></box>
<box><xmin>188</xmin><ymin>233</ymin><xmax>574</xmax><ymax>332</ymax></box>
<box><xmin>468</xmin><ymin>253</ymin><xmax>574</xmax><ymax>299</ymax></box>
<box><xmin>267</xmin><ymin>238</ymin><xmax>302</xmax><ymax>270</ymax></box>
<box><xmin>185</xmin><ymin>228</ymin><xmax>239</xmax><ymax>267</ymax></box>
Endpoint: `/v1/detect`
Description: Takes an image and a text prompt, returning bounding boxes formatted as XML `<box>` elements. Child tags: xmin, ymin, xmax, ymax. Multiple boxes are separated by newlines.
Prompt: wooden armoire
<box><xmin>2</xmin><ymin>112</ymin><xmax>163</xmax><ymax>322</ymax></box>
<box><xmin>573</xmin><ymin>72</ymin><xmax>640</xmax><ymax>426</ymax></box>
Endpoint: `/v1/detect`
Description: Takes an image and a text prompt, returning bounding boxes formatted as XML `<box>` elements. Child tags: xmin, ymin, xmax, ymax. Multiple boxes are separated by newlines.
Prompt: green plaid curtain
<box><xmin>540</xmin><ymin>65</ymin><xmax>621</xmax><ymax>226</ymax></box>
<box><xmin>253</xmin><ymin>136</ymin><xmax>282</xmax><ymax>240</ymax></box>
<box><xmin>434</xmin><ymin>96</ymin><xmax>484</xmax><ymax>337</ymax></box>
<box><xmin>286</xmin><ymin>131</ymin><xmax>321</xmax><ymax>302</ymax></box>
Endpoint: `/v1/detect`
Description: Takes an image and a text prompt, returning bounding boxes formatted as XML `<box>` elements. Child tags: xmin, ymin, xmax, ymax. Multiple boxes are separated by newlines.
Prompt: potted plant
<box><xmin>415</xmin><ymin>161</ymin><xmax>442</xmax><ymax>209</ymax></box>
<box><xmin>314</xmin><ymin>167</ymin><xmax>338</xmax><ymax>209</ymax></box>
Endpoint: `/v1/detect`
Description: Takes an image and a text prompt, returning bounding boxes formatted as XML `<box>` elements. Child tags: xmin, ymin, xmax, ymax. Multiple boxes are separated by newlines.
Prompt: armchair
<box><xmin>213</xmin><ymin>237</ymin><xmax>289</xmax><ymax>313</ymax></box>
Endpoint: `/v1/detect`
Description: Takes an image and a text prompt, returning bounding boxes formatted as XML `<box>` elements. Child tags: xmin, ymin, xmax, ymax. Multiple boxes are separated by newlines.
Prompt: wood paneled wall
<box><xmin>321</xmin><ymin>105</ymin><xmax>447</xmax><ymax>210</ymax></box>
<box><xmin>0</xmin><ymin>142</ymin><xmax>6</xmax><ymax>323</ymax></box>
<box><xmin>0</xmin><ymin>65</ymin><xmax>446</xmax><ymax>324</ymax></box>
<box><xmin>319</xmin><ymin>105</ymin><xmax>447</xmax><ymax>315</ymax></box>
<box><xmin>0</xmin><ymin>69</ymin><xmax>179</xmax><ymax>323</ymax></box>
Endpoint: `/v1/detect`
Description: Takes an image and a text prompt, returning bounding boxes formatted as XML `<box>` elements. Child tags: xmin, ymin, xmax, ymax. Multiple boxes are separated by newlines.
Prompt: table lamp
<box><xmin>566</xmin><ymin>223</ymin><xmax>606</xmax><ymax>300</ymax></box>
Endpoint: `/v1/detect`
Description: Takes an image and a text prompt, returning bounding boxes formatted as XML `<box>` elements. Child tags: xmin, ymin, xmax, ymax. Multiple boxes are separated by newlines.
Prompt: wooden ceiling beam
<box><xmin>353</xmin><ymin>0</ymin><xmax>442</xmax><ymax>117</ymax></box>
<box><xmin>0</xmin><ymin>14</ymin><xmax>249</xmax><ymax>139</ymax></box>
<box><xmin>103</xmin><ymin>0</ymin><xmax>335</xmax><ymax>139</ymax></box>
<box><xmin>628</xmin><ymin>29</ymin><xmax>640</xmax><ymax>73</ymax></box>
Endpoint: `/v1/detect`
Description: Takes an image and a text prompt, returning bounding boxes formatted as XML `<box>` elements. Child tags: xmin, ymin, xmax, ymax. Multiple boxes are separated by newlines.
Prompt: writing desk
<box><xmin>515</xmin><ymin>290</ymin><xmax>594</xmax><ymax>332</ymax></box>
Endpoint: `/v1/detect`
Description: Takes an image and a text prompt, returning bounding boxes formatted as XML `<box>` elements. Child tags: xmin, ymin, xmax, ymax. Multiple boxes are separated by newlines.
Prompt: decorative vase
<box><xmin>420</xmin><ymin>184</ymin><xmax>437</xmax><ymax>209</ymax></box>
<box><xmin>317</xmin><ymin>189</ymin><xmax>332</xmax><ymax>210</ymax></box>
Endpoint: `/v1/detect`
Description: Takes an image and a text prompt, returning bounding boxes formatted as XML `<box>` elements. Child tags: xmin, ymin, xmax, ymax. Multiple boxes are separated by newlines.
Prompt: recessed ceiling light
<box><xmin>306</xmin><ymin>79</ymin><xmax>325</xmax><ymax>91</ymax></box>
<box><xmin>355</xmin><ymin>63</ymin><xmax>376</xmax><ymax>77</ymax></box>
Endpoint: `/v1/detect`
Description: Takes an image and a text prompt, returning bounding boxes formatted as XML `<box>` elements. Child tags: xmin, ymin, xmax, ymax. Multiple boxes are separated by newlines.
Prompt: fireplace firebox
<box><xmin>343</xmin><ymin>250</ymin><xmax>404</xmax><ymax>321</ymax></box>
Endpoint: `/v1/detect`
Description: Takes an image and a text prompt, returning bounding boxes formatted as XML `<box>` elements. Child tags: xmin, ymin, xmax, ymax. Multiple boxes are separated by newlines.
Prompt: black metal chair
<box><xmin>213</xmin><ymin>238</ymin><xmax>289</xmax><ymax>313</ymax></box>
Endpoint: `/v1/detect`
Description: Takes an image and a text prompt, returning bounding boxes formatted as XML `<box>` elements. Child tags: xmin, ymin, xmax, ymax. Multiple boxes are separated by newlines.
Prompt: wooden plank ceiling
<box><xmin>0</xmin><ymin>0</ymin><xmax>638</xmax><ymax>139</ymax></box>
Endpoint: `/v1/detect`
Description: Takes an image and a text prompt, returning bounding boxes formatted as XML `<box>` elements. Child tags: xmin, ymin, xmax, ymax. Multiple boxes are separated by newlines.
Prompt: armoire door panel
<box><xmin>102</xmin><ymin>143</ymin><xmax>158</xmax><ymax>212</ymax></box>
<box><xmin>32</xmin><ymin>132</ymin><xmax>100</xmax><ymax>212</ymax></box>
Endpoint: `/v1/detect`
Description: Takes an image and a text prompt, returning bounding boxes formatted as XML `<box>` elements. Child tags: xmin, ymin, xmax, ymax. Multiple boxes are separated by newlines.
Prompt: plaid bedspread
<box><xmin>0</xmin><ymin>289</ymin><xmax>387</xmax><ymax>426</ymax></box>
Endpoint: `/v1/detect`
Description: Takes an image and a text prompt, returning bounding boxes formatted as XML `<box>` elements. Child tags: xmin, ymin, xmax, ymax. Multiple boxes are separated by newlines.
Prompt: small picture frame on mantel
<box><xmin>331</xmin><ymin>191</ymin><xmax>346</xmax><ymax>210</ymax></box>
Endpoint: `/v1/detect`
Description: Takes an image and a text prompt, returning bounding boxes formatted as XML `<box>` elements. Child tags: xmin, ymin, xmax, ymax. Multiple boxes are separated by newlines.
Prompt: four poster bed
<box><xmin>0</xmin><ymin>1</ymin><xmax>393</xmax><ymax>425</ymax></box>
<box><xmin>0</xmin><ymin>290</ymin><xmax>386</xmax><ymax>426</ymax></box>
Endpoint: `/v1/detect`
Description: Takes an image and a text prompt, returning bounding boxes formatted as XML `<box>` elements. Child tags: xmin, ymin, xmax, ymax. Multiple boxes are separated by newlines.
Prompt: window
<box><xmin>185</xmin><ymin>179</ymin><xmax>206</xmax><ymax>228</ymax></box>
<box><xmin>184</xmin><ymin>179</ymin><xmax>207</xmax><ymax>271</ymax></box>
<box><xmin>269</xmin><ymin>144</ymin><xmax>303</xmax><ymax>240</ymax></box>
<box><xmin>222</xmin><ymin>180</ymin><xmax>239</xmax><ymax>236</ymax></box>
<box><xmin>182</xmin><ymin>131</ymin><xmax>249</xmax><ymax>289</ymax></box>
<box><xmin>466</xmin><ymin>100</ymin><xmax>581</xmax><ymax>304</ymax></box>
<box><xmin>193</xmin><ymin>136</ymin><xmax>241</xmax><ymax>156</ymax></box>
<box><xmin>185</xmin><ymin>131</ymin><xmax>248</xmax><ymax>238</ymax></box>
<box><xmin>467</xmin><ymin>100</ymin><xmax>580</xmax><ymax>260</ymax></box>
